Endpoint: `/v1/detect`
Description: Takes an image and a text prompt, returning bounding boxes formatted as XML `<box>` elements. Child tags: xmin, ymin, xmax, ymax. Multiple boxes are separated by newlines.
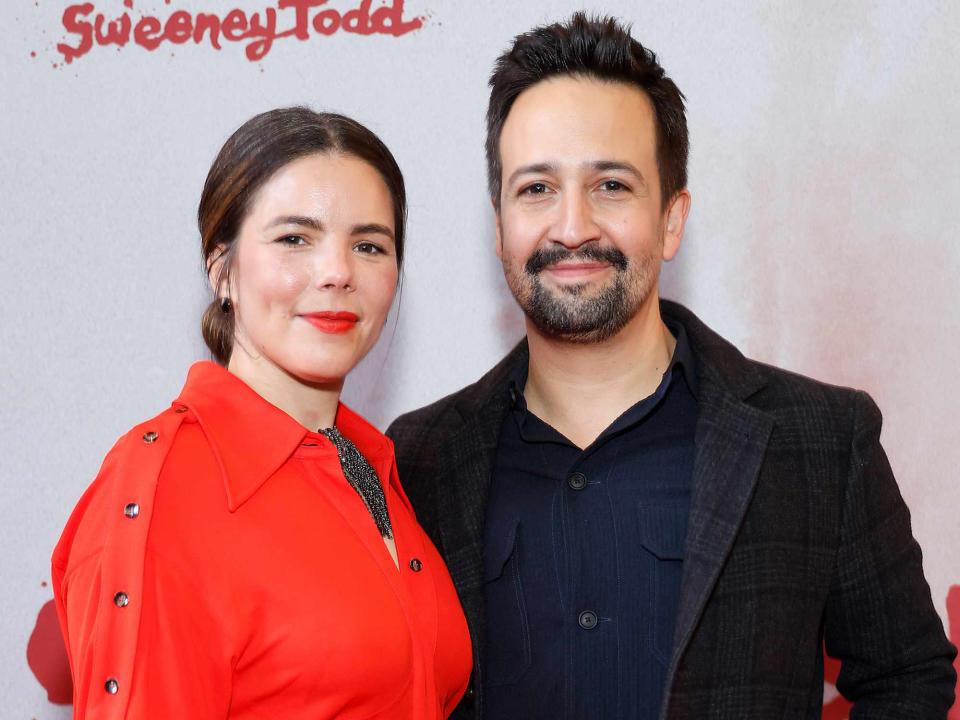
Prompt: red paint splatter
<box><xmin>30</xmin><ymin>50</ymin><xmax>37</xmax><ymax>58</ymax></box>
<box><xmin>822</xmin><ymin>652</ymin><xmax>853</xmax><ymax>719</ymax></box>
<box><xmin>823</xmin><ymin>587</ymin><xmax>960</xmax><ymax>717</ymax></box>
<box><xmin>26</xmin><ymin>600</ymin><xmax>72</xmax><ymax>705</ymax></box>
<box><xmin>948</xmin><ymin>586</ymin><xmax>960</xmax><ymax>720</ymax></box>
<box><xmin>24</xmin><ymin>588</ymin><xmax>960</xmax><ymax>711</ymax></box>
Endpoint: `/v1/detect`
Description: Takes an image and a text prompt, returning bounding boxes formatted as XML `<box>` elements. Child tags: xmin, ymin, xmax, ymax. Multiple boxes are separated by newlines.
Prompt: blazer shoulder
<box><xmin>387</xmin><ymin>339</ymin><xmax>529</xmax><ymax>448</ymax></box>
<box><xmin>748</xmin><ymin>358</ymin><xmax>879</xmax><ymax>435</ymax></box>
<box><xmin>387</xmin><ymin>385</ymin><xmax>470</xmax><ymax>443</ymax></box>
<box><xmin>665</xmin><ymin>299</ymin><xmax>872</xmax><ymax>426</ymax></box>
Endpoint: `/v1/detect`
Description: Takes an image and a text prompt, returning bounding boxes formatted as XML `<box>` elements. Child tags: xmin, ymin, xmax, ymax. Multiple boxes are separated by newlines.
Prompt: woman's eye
<box><xmin>354</xmin><ymin>241</ymin><xmax>385</xmax><ymax>255</ymax></box>
<box><xmin>521</xmin><ymin>182</ymin><xmax>549</xmax><ymax>196</ymax></box>
<box><xmin>276</xmin><ymin>235</ymin><xmax>306</xmax><ymax>246</ymax></box>
<box><xmin>600</xmin><ymin>179</ymin><xmax>627</xmax><ymax>192</ymax></box>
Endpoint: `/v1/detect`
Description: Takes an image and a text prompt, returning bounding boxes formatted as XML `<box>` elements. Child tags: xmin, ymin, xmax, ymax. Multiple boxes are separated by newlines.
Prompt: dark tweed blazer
<box><xmin>387</xmin><ymin>300</ymin><xmax>956</xmax><ymax>719</ymax></box>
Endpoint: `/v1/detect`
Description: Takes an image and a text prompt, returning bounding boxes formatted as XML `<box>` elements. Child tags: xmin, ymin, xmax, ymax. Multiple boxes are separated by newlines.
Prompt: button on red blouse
<box><xmin>52</xmin><ymin>362</ymin><xmax>472</xmax><ymax>719</ymax></box>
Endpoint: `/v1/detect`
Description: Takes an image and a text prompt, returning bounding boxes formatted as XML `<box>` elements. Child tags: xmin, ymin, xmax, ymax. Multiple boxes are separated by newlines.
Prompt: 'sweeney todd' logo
<box><xmin>58</xmin><ymin>0</ymin><xmax>424</xmax><ymax>64</ymax></box>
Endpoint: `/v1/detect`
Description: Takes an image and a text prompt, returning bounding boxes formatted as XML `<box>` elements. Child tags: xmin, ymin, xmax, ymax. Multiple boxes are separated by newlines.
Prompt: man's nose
<box><xmin>553</xmin><ymin>191</ymin><xmax>601</xmax><ymax>249</ymax></box>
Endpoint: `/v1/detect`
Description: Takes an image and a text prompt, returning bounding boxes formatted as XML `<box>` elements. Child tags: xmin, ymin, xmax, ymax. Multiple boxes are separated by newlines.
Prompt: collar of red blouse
<box><xmin>174</xmin><ymin>361</ymin><xmax>396</xmax><ymax>512</ymax></box>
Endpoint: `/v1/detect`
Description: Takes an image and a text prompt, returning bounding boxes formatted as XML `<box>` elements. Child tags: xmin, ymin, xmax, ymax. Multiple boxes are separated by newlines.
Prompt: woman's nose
<box><xmin>314</xmin><ymin>242</ymin><xmax>355</xmax><ymax>291</ymax></box>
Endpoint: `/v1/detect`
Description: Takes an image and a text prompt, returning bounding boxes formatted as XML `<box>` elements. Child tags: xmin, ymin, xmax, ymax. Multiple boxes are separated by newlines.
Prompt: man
<box><xmin>387</xmin><ymin>13</ymin><xmax>956</xmax><ymax>719</ymax></box>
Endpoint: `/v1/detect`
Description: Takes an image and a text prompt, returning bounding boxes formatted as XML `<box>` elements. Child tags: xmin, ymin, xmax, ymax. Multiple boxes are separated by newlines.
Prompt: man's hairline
<box><xmin>490</xmin><ymin>73</ymin><xmax>664</xmax><ymax>210</ymax></box>
<box><xmin>490</xmin><ymin>70</ymin><xmax>664</xmax><ymax>205</ymax></box>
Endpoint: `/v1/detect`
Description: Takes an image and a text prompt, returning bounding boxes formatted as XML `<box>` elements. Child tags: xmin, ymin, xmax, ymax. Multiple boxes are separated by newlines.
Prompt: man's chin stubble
<box><xmin>522</xmin><ymin>277</ymin><xmax>640</xmax><ymax>344</ymax></box>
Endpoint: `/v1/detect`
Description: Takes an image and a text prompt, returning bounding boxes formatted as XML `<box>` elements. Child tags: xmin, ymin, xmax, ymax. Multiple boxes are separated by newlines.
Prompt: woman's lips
<box><xmin>301</xmin><ymin>311</ymin><xmax>359</xmax><ymax>334</ymax></box>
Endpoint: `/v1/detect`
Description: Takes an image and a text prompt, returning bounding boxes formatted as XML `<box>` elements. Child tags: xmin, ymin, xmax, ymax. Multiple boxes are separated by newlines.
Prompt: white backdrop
<box><xmin>2</xmin><ymin>1</ymin><xmax>958</xmax><ymax>716</ymax></box>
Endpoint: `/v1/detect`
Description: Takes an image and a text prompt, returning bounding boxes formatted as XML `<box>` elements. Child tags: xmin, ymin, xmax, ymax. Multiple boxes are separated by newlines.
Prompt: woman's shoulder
<box><xmin>50</xmin><ymin>402</ymin><xmax>237</xmax><ymax>714</ymax></box>
<box><xmin>52</xmin><ymin>403</ymin><xmax>198</xmax><ymax>578</ymax></box>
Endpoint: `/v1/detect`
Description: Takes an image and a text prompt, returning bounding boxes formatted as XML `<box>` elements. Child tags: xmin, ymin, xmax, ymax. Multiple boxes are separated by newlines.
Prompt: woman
<box><xmin>51</xmin><ymin>107</ymin><xmax>472</xmax><ymax>719</ymax></box>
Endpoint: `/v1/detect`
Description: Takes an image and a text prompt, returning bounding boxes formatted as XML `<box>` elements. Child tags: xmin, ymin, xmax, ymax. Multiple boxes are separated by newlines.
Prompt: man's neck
<box><xmin>523</xmin><ymin>296</ymin><xmax>675</xmax><ymax>449</ymax></box>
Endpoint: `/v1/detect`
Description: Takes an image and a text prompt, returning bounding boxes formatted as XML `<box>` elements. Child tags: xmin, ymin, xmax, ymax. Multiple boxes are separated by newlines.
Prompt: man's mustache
<box><xmin>525</xmin><ymin>245</ymin><xmax>629</xmax><ymax>275</ymax></box>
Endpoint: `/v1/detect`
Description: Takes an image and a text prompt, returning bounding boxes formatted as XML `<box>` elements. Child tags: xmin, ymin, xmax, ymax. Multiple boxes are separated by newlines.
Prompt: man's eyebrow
<box><xmin>264</xmin><ymin>215</ymin><xmax>323</xmax><ymax>232</ymax></box>
<box><xmin>351</xmin><ymin>223</ymin><xmax>395</xmax><ymax>242</ymax></box>
<box><xmin>505</xmin><ymin>160</ymin><xmax>648</xmax><ymax>189</ymax></box>
<box><xmin>589</xmin><ymin>160</ymin><xmax>648</xmax><ymax>188</ymax></box>
<box><xmin>506</xmin><ymin>162</ymin><xmax>559</xmax><ymax>189</ymax></box>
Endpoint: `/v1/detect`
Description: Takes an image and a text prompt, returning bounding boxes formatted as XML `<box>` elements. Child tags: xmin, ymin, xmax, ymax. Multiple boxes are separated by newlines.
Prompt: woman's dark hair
<box><xmin>486</xmin><ymin>12</ymin><xmax>688</xmax><ymax>209</ymax></box>
<box><xmin>199</xmin><ymin>107</ymin><xmax>407</xmax><ymax>365</ymax></box>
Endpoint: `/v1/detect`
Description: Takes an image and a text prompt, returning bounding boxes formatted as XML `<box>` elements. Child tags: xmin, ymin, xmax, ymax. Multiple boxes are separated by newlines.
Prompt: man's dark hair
<box><xmin>486</xmin><ymin>12</ymin><xmax>688</xmax><ymax>209</ymax></box>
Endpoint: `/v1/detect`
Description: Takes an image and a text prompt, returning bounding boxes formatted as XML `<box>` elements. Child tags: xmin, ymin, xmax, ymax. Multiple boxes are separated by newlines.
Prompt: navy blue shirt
<box><xmin>483</xmin><ymin>324</ymin><xmax>698</xmax><ymax>720</ymax></box>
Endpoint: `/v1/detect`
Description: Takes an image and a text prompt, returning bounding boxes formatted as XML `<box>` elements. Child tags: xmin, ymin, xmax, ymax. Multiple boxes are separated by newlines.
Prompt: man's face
<box><xmin>495</xmin><ymin>75</ymin><xmax>687</xmax><ymax>343</ymax></box>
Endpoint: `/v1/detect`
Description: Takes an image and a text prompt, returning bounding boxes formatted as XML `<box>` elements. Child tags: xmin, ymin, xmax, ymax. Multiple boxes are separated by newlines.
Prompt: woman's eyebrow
<box><xmin>264</xmin><ymin>215</ymin><xmax>324</xmax><ymax>231</ymax></box>
<box><xmin>352</xmin><ymin>223</ymin><xmax>395</xmax><ymax>241</ymax></box>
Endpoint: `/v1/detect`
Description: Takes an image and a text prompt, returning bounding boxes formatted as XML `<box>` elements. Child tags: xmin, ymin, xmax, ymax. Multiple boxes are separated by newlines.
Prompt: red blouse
<box><xmin>52</xmin><ymin>362</ymin><xmax>472</xmax><ymax>719</ymax></box>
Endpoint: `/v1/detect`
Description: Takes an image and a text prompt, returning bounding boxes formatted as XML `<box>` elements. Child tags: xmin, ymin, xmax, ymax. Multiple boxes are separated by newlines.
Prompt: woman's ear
<box><xmin>207</xmin><ymin>244</ymin><xmax>230</xmax><ymax>297</ymax></box>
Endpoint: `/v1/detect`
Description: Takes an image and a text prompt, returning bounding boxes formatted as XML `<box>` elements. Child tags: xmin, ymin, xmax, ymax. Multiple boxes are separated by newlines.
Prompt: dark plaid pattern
<box><xmin>387</xmin><ymin>300</ymin><xmax>957</xmax><ymax>719</ymax></box>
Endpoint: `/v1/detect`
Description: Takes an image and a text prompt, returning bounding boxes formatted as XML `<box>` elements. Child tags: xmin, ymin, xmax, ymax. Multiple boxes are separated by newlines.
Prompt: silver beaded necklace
<box><xmin>319</xmin><ymin>427</ymin><xmax>394</xmax><ymax>539</ymax></box>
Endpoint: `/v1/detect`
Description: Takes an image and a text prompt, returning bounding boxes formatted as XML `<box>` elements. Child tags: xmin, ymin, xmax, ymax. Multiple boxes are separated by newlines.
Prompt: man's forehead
<box><xmin>500</xmin><ymin>75</ymin><xmax>657</xmax><ymax>168</ymax></box>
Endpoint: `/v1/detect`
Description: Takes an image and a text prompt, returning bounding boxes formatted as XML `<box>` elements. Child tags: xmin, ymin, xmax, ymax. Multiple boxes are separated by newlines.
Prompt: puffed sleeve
<box><xmin>58</xmin><ymin>541</ymin><xmax>233</xmax><ymax>718</ymax></box>
<box><xmin>53</xmin><ymin>410</ymin><xmax>233</xmax><ymax>719</ymax></box>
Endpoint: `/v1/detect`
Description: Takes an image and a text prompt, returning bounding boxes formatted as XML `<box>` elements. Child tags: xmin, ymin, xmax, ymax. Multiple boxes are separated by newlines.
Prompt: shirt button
<box><xmin>578</xmin><ymin>610</ymin><xmax>598</xmax><ymax>630</ymax></box>
<box><xmin>142</xmin><ymin>431</ymin><xmax>159</xmax><ymax>443</ymax></box>
<box><xmin>113</xmin><ymin>592</ymin><xmax>129</xmax><ymax>608</ymax></box>
<box><xmin>123</xmin><ymin>503</ymin><xmax>140</xmax><ymax>519</ymax></box>
<box><xmin>409</xmin><ymin>558</ymin><xmax>423</xmax><ymax>572</ymax></box>
<box><xmin>104</xmin><ymin>678</ymin><xmax>119</xmax><ymax>694</ymax></box>
<box><xmin>567</xmin><ymin>472</ymin><xmax>587</xmax><ymax>491</ymax></box>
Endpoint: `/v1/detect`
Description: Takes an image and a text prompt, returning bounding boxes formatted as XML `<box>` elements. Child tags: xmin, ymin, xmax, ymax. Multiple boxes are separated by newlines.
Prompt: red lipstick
<box><xmin>301</xmin><ymin>311</ymin><xmax>359</xmax><ymax>334</ymax></box>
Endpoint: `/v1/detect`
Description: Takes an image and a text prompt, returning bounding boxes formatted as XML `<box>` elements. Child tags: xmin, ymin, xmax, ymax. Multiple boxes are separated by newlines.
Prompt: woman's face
<box><xmin>221</xmin><ymin>152</ymin><xmax>399</xmax><ymax>386</ymax></box>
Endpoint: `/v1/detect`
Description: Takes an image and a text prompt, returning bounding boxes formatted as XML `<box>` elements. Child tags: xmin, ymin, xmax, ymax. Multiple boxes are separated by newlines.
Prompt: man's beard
<box><xmin>503</xmin><ymin>243</ymin><xmax>658</xmax><ymax>344</ymax></box>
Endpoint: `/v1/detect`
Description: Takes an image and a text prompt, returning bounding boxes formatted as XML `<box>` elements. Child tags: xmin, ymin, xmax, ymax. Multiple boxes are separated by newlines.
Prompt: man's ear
<box><xmin>492</xmin><ymin>196</ymin><xmax>504</xmax><ymax>258</ymax></box>
<box><xmin>662</xmin><ymin>189</ymin><xmax>691</xmax><ymax>261</ymax></box>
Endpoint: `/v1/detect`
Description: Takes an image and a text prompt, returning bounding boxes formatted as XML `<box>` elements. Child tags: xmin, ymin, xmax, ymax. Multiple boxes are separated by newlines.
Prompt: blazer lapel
<box><xmin>661</xmin><ymin>359</ymin><xmax>775</xmax><ymax>713</ymax></box>
<box><xmin>436</xmin><ymin>392</ymin><xmax>506</xmax><ymax>598</ymax></box>
<box><xmin>435</xmin><ymin>353</ymin><xmax>521</xmax><ymax>684</ymax></box>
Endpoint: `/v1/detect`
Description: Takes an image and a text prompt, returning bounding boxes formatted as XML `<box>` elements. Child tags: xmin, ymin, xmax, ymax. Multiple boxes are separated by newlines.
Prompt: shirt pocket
<box><xmin>637</xmin><ymin>502</ymin><xmax>688</xmax><ymax>666</ymax></box>
<box><xmin>482</xmin><ymin>518</ymin><xmax>532</xmax><ymax>687</ymax></box>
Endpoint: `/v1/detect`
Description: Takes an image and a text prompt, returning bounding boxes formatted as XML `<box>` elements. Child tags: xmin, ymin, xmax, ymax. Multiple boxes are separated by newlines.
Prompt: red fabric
<box><xmin>52</xmin><ymin>361</ymin><xmax>472</xmax><ymax>719</ymax></box>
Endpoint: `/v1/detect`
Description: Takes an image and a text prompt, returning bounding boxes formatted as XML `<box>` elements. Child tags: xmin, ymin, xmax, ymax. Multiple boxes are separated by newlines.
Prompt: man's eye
<box><xmin>355</xmin><ymin>241</ymin><xmax>385</xmax><ymax>255</ymax></box>
<box><xmin>276</xmin><ymin>235</ymin><xmax>306</xmax><ymax>246</ymax></box>
<box><xmin>600</xmin><ymin>179</ymin><xmax>627</xmax><ymax>192</ymax></box>
<box><xmin>521</xmin><ymin>182</ymin><xmax>549</xmax><ymax>196</ymax></box>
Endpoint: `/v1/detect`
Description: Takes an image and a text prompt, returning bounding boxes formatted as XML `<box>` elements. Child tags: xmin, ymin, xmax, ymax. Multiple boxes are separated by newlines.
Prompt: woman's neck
<box><xmin>227</xmin><ymin>351</ymin><xmax>343</xmax><ymax>431</ymax></box>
